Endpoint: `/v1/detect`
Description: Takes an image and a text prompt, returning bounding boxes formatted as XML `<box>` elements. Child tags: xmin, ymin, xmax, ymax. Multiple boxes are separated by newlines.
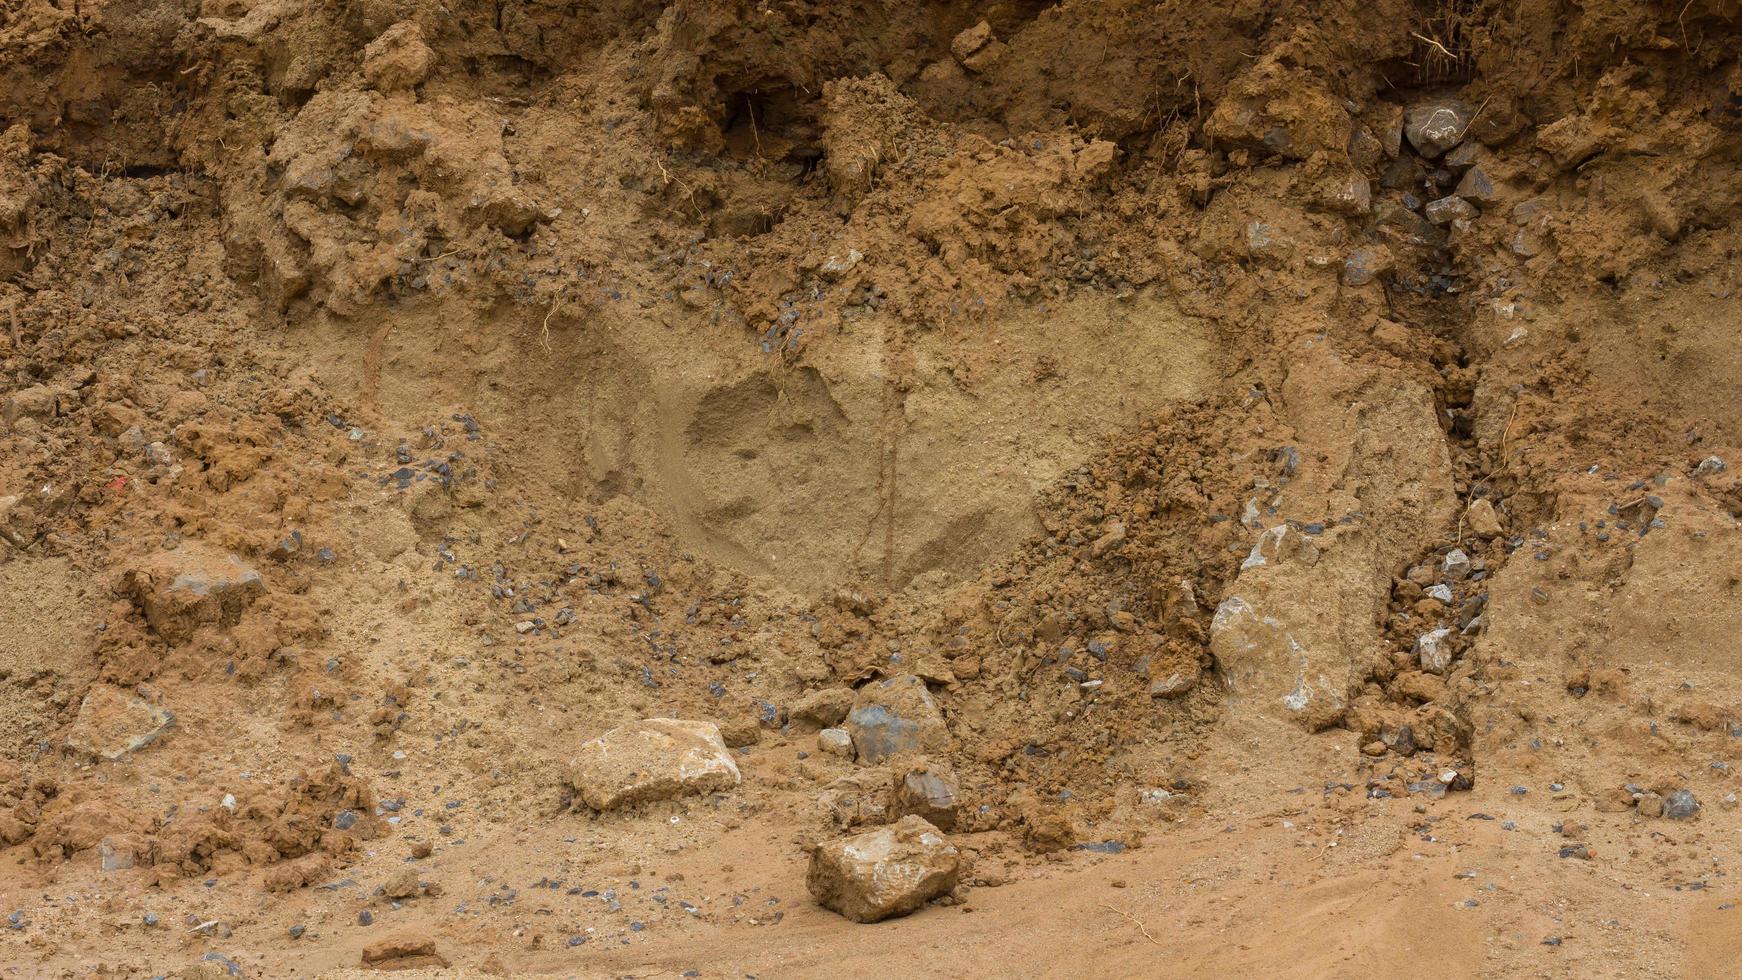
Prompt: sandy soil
<box><xmin>2</xmin><ymin>1</ymin><xmax>1740</xmax><ymax>977</ymax></box>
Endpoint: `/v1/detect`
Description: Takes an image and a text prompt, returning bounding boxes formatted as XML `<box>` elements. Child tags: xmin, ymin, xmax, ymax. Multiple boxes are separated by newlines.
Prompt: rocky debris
<box><xmin>1403</xmin><ymin>100</ymin><xmax>1473</xmax><ymax>157</ymax></box>
<box><xmin>891</xmin><ymin>767</ymin><xmax>959</xmax><ymax>830</ymax></box>
<box><xmin>817</xmin><ymin>728</ymin><xmax>855</xmax><ymax>759</ymax></box>
<box><xmin>1465</xmin><ymin>499</ymin><xmax>1502</xmax><ymax>537</ymax></box>
<box><xmin>843</xmin><ymin>675</ymin><xmax>950</xmax><ymax>763</ymax></box>
<box><xmin>1205</xmin><ymin>54</ymin><xmax>1351</xmax><ymax>161</ymax></box>
<box><xmin>1664</xmin><ymin>789</ymin><xmax>1699</xmax><ymax>820</ymax></box>
<box><xmin>1536</xmin><ymin>114</ymin><xmax>1611</xmax><ymax>170</ymax></box>
<box><xmin>63</xmin><ymin>685</ymin><xmax>175</xmax><ymax>761</ymax></box>
<box><xmin>791</xmin><ymin>687</ymin><xmax>855</xmax><ymax>727</ymax></box>
<box><xmin>362</xmin><ymin>23</ymin><xmax>436</xmax><ymax>93</ymax></box>
<box><xmin>1440</xmin><ymin>548</ymin><xmax>1472</xmax><ymax>582</ymax></box>
<box><xmin>950</xmin><ymin>21</ymin><xmax>1005</xmax><ymax>74</ymax></box>
<box><xmin>1454</xmin><ymin>166</ymin><xmax>1501</xmax><ymax>204</ymax></box>
<box><xmin>125</xmin><ymin>545</ymin><xmax>266</xmax><ymax>643</ymax></box>
<box><xmin>1342</xmin><ymin>244</ymin><xmax>1394</xmax><ymax>286</ymax></box>
<box><xmin>361</xmin><ymin>933</ymin><xmax>449</xmax><ymax>970</ymax></box>
<box><xmin>1415</xmin><ymin>628</ymin><xmax>1455</xmax><ymax>674</ymax></box>
<box><xmin>2</xmin><ymin>384</ymin><xmax>62</xmax><ymax>426</ymax></box>
<box><xmin>807</xmin><ymin>816</ymin><xmax>959</xmax><ymax>923</ymax></box>
<box><xmin>1148</xmin><ymin>668</ymin><xmax>1198</xmax><ymax>699</ymax></box>
<box><xmin>568</xmin><ymin>719</ymin><xmax>740</xmax><ymax>811</ymax></box>
<box><xmin>1424</xmin><ymin>196</ymin><xmax>1478</xmax><ymax>225</ymax></box>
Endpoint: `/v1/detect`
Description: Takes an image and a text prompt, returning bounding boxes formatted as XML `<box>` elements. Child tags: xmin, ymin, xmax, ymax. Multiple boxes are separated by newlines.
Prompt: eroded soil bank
<box><xmin>2</xmin><ymin>1</ymin><xmax>1741</xmax><ymax>976</ymax></box>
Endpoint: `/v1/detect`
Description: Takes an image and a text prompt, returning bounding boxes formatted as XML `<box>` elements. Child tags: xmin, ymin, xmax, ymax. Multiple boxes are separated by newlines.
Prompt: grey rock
<box><xmin>1341</xmin><ymin>245</ymin><xmax>1394</xmax><ymax>286</ymax></box>
<box><xmin>1425</xmin><ymin>196</ymin><xmax>1479</xmax><ymax>225</ymax></box>
<box><xmin>843</xmin><ymin>675</ymin><xmax>950</xmax><ymax>764</ymax></box>
<box><xmin>1455</xmin><ymin>166</ymin><xmax>1501</xmax><ymax>204</ymax></box>
<box><xmin>63</xmin><ymin>685</ymin><xmax>176</xmax><ymax>761</ymax></box>
<box><xmin>1665</xmin><ymin>789</ymin><xmax>1700</xmax><ymax>820</ymax></box>
<box><xmin>1441</xmin><ymin>548</ymin><xmax>1472</xmax><ymax>582</ymax></box>
<box><xmin>1404</xmin><ymin>100</ymin><xmax>1474</xmax><ymax>157</ymax></box>
<box><xmin>1442</xmin><ymin>141</ymin><xmax>1484</xmax><ymax>171</ymax></box>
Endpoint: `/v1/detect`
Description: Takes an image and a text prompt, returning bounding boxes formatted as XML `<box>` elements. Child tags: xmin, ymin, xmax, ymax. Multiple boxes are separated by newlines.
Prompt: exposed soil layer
<box><xmin>2</xmin><ymin>1</ymin><xmax>1741</xmax><ymax>976</ymax></box>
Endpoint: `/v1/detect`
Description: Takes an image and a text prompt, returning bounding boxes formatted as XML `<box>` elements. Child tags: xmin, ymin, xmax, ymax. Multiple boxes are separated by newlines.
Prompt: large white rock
<box><xmin>569</xmin><ymin>719</ymin><xmax>740</xmax><ymax>811</ymax></box>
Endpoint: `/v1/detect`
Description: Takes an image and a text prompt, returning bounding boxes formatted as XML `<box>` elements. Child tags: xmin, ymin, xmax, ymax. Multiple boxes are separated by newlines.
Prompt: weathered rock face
<box><xmin>63</xmin><ymin>684</ymin><xmax>175</xmax><ymax>760</ymax></box>
<box><xmin>124</xmin><ymin>545</ymin><xmax>266</xmax><ymax>643</ymax></box>
<box><xmin>569</xmin><ymin>719</ymin><xmax>740</xmax><ymax>811</ymax></box>
<box><xmin>807</xmin><ymin>816</ymin><xmax>959</xmax><ymax>923</ymax></box>
<box><xmin>1212</xmin><ymin>344</ymin><xmax>1457</xmax><ymax>731</ymax></box>
<box><xmin>843</xmin><ymin>674</ymin><xmax>950</xmax><ymax>763</ymax></box>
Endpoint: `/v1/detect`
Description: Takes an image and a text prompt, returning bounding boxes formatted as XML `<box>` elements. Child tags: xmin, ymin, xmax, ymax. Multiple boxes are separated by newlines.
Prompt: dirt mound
<box><xmin>1</xmin><ymin>0</ymin><xmax>1740</xmax><ymax>975</ymax></box>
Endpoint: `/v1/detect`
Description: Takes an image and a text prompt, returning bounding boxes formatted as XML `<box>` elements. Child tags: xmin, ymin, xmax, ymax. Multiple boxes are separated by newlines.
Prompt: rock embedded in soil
<box><xmin>1403</xmin><ymin>100</ymin><xmax>1474</xmax><ymax>157</ymax></box>
<box><xmin>569</xmin><ymin>719</ymin><xmax>741</xmax><ymax>811</ymax></box>
<box><xmin>1342</xmin><ymin>245</ymin><xmax>1394</xmax><ymax>286</ymax></box>
<box><xmin>362</xmin><ymin>23</ymin><xmax>436</xmax><ymax>93</ymax></box>
<box><xmin>125</xmin><ymin>545</ymin><xmax>266</xmax><ymax>643</ymax></box>
<box><xmin>361</xmin><ymin>932</ymin><xmax>449</xmax><ymax>969</ymax></box>
<box><xmin>1415</xmin><ymin>628</ymin><xmax>1455</xmax><ymax>674</ymax></box>
<box><xmin>1425</xmin><ymin>195</ymin><xmax>1478</xmax><ymax>225</ymax></box>
<box><xmin>63</xmin><ymin>684</ymin><xmax>175</xmax><ymax>760</ymax></box>
<box><xmin>791</xmin><ymin>687</ymin><xmax>855</xmax><ymax>727</ymax></box>
<box><xmin>817</xmin><ymin>728</ymin><xmax>855</xmax><ymax>759</ymax></box>
<box><xmin>1465</xmin><ymin>498</ymin><xmax>1502</xmax><ymax>537</ymax></box>
<box><xmin>807</xmin><ymin>816</ymin><xmax>959</xmax><ymax>923</ymax></box>
<box><xmin>843</xmin><ymin>674</ymin><xmax>950</xmax><ymax>764</ymax></box>
<box><xmin>891</xmin><ymin>767</ymin><xmax>960</xmax><ymax>831</ymax></box>
<box><xmin>1664</xmin><ymin>789</ymin><xmax>1699</xmax><ymax>820</ymax></box>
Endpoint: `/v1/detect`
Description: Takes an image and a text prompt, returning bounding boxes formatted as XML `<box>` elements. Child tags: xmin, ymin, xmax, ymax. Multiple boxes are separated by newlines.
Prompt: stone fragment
<box><xmin>807</xmin><ymin>816</ymin><xmax>959</xmax><ymax>923</ymax></box>
<box><xmin>1425</xmin><ymin>195</ymin><xmax>1479</xmax><ymax>225</ymax></box>
<box><xmin>1664</xmin><ymin>789</ymin><xmax>1699</xmax><ymax>820</ymax></box>
<box><xmin>362</xmin><ymin>23</ymin><xmax>436</xmax><ymax>93</ymax></box>
<box><xmin>1416</xmin><ymin>628</ymin><xmax>1455</xmax><ymax>674</ymax></box>
<box><xmin>791</xmin><ymin>687</ymin><xmax>855</xmax><ymax>727</ymax></box>
<box><xmin>1148</xmin><ymin>668</ymin><xmax>1198</xmax><ymax>699</ymax></box>
<box><xmin>891</xmin><ymin>767</ymin><xmax>959</xmax><ymax>830</ymax></box>
<box><xmin>125</xmin><ymin>545</ymin><xmax>266</xmax><ymax>643</ymax></box>
<box><xmin>1205</xmin><ymin>56</ymin><xmax>1351</xmax><ymax>161</ymax></box>
<box><xmin>950</xmin><ymin>21</ymin><xmax>993</xmax><ymax>62</ymax></box>
<box><xmin>1536</xmin><ymin>114</ymin><xmax>1610</xmax><ymax>170</ymax></box>
<box><xmin>1465</xmin><ymin>498</ymin><xmax>1502</xmax><ymax>537</ymax></box>
<box><xmin>361</xmin><ymin>933</ymin><xmax>449</xmax><ymax>969</ymax></box>
<box><xmin>817</xmin><ymin>728</ymin><xmax>855</xmax><ymax>759</ymax></box>
<box><xmin>843</xmin><ymin>674</ymin><xmax>950</xmax><ymax>763</ymax></box>
<box><xmin>1404</xmin><ymin>100</ymin><xmax>1474</xmax><ymax>157</ymax></box>
<box><xmin>568</xmin><ymin>719</ymin><xmax>740</xmax><ymax>811</ymax></box>
<box><xmin>1341</xmin><ymin>245</ymin><xmax>1393</xmax><ymax>286</ymax></box>
<box><xmin>1455</xmin><ymin>166</ymin><xmax>1501</xmax><ymax>204</ymax></box>
<box><xmin>1441</xmin><ymin>548</ymin><xmax>1472</xmax><ymax>582</ymax></box>
<box><xmin>64</xmin><ymin>684</ymin><xmax>175</xmax><ymax>760</ymax></box>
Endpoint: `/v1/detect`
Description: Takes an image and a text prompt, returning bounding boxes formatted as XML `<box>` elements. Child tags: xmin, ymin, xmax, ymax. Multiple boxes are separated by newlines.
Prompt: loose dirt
<box><xmin>2</xmin><ymin>0</ymin><xmax>1740</xmax><ymax>976</ymax></box>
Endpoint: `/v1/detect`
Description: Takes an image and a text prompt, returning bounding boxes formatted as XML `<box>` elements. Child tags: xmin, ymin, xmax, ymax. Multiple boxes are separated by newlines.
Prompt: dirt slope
<box><xmin>2</xmin><ymin>0</ymin><xmax>1740</xmax><ymax>976</ymax></box>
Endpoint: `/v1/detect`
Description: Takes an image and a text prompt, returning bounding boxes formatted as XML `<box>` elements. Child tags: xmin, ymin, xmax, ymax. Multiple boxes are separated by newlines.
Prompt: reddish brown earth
<box><xmin>2</xmin><ymin>1</ymin><xmax>1741</xmax><ymax>977</ymax></box>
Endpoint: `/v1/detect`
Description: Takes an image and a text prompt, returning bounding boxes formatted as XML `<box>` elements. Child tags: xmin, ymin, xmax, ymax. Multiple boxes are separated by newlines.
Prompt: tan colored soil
<box><xmin>2</xmin><ymin>0</ymin><xmax>1740</xmax><ymax>976</ymax></box>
